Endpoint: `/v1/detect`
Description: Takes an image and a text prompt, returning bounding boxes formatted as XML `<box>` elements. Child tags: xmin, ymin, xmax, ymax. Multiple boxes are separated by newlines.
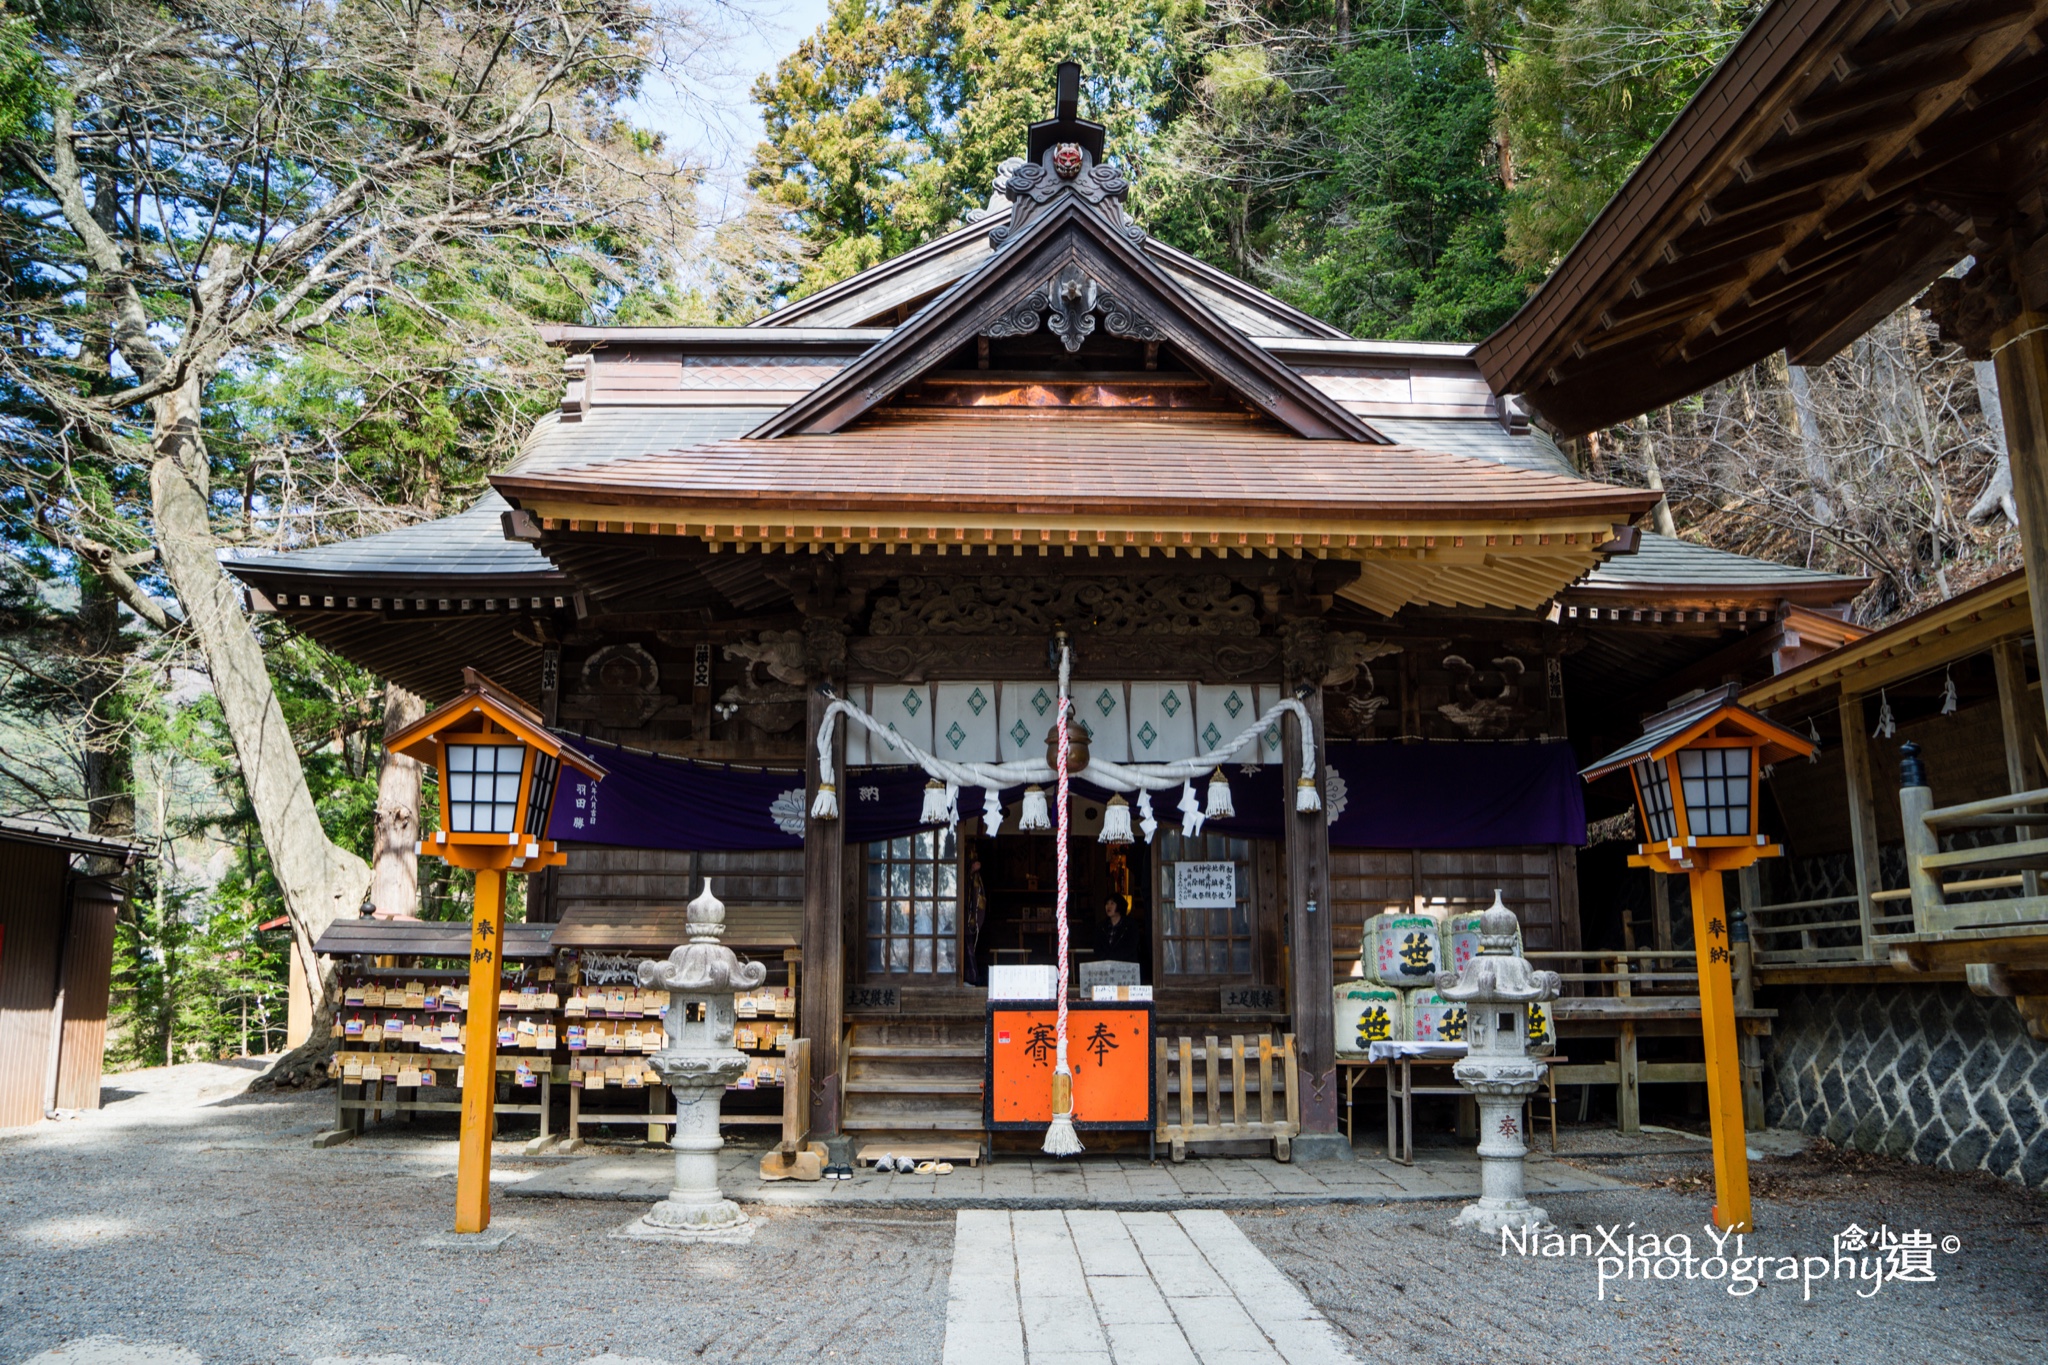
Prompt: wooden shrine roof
<box><xmin>493</xmin><ymin>412</ymin><xmax>1653</xmax><ymax>524</ymax></box>
<box><xmin>754</xmin><ymin>214</ymin><xmax>1351</xmax><ymax>341</ymax></box>
<box><xmin>1474</xmin><ymin>0</ymin><xmax>2048</xmax><ymax>435</ymax></box>
<box><xmin>1742</xmin><ymin>568</ymin><xmax>2030</xmax><ymax>709</ymax></box>
<box><xmin>312</xmin><ymin>917</ymin><xmax>558</xmax><ymax>960</ymax></box>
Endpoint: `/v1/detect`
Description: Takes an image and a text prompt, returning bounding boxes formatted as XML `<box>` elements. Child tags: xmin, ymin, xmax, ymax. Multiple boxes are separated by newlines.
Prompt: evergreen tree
<box><xmin>750</xmin><ymin>0</ymin><xmax>1196</xmax><ymax>298</ymax></box>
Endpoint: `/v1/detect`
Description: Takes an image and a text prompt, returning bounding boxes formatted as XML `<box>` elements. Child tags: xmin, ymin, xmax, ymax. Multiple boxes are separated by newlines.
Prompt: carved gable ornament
<box><xmin>984</xmin><ymin>259</ymin><xmax>1162</xmax><ymax>354</ymax></box>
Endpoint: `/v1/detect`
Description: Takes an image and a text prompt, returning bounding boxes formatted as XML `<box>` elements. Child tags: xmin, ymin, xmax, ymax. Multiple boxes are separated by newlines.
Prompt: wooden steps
<box><xmin>840</xmin><ymin>1021</ymin><xmax>988</xmax><ymax>1146</ymax></box>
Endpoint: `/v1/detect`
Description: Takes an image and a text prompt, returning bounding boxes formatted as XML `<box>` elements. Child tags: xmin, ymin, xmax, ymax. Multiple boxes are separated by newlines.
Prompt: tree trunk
<box><xmin>1970</xmin><ymin>359</ymin><xmax>2018</xmax><ymax>526</ymax></box>
<box><xmin>146</xmin><ymin>373</ymin><xmax>370</xmax><ymax>1084</ymax></box>
<box><xmin>372</xmin><ymin>684</ymin><xmax>426</xmax><ymax>916</ymax></box>
<box><xmin>76</xmin><ymin>572</ymin><xmax>137</xmax><ymax>866</ymax></box>
<box><xmin>1785</xmin><ymin>359</ymin><xmax>1837</xmax><ymax>527</ymax></box>
<box><xmin>1641</xmin><ymin>420</ymin><xmax>1678</xmax><ymax>538</ymax></box>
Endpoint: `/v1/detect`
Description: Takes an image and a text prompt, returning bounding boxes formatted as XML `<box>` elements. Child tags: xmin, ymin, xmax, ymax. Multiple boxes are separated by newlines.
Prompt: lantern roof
<box><xmin>1581</xmin><ymin>687</ymin><xmax>1816</xmax><ymax>782</ymax></box>
<box><xmin>386</xmin><ymin>667</ymin><xmax>607</xmax><ymax>780</ymax></box>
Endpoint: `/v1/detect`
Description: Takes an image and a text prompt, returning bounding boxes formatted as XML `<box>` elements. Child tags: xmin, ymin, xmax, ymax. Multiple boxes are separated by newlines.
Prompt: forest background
<box><xmin>0</xmin><ymin>0</ymin><xmax>2016</xmax><ymax>1070</ymax></box>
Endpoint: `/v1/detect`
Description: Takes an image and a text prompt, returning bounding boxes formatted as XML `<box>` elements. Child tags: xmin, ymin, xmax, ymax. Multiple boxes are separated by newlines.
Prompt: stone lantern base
<box><xmin>1450</xmin><ymin>1064</ymin><xmax>1551</xmax><ymax>1235</ymax></box>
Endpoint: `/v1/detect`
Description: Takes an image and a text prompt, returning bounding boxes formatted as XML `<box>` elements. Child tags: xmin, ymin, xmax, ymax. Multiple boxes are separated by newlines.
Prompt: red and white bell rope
<box><xmin>1043</xmin><ymin>644</ymin><xmax>1083</xmax><ymax>1155</ymax></box>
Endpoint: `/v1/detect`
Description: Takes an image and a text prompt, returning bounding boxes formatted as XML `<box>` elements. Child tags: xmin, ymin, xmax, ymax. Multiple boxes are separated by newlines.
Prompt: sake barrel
<box><xmin>1366</xmin><ymin>911</ymin><xmax>1443</xmax><ymax>986</ymax></box>
<box><xmin>1403</xmin><ymin>988</ymin><xmax>1471</xmax><ymax>1045</ymax></box>
<box><xmin>1443</xmin><ymin>909</ymin><xmax>1524</xmax><ymax>978</ymax></box>
<box><xmin>1333</xmin><ymin>982</ymin><xmax>1402</xmax><ymax>1056</ymax></box>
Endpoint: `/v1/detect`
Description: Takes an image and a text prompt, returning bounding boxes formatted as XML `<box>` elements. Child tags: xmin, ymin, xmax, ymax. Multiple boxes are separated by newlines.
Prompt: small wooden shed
<box><xmin>0</xmin><ymin>816</ymin><xmax>145</xmax><ymax>1128</ymax></box>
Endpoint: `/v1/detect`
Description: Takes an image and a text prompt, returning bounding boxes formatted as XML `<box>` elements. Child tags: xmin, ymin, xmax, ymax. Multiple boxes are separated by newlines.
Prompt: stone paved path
<box><xmin>506</xmin><ymin>1146</ymin><xmax>1628</xmax><ymax>1208</ymax></box>
<box><xmin>942</xmin><ymin>1210</ymin><xmax>1358</xmax><ymax>1365</ymax></box>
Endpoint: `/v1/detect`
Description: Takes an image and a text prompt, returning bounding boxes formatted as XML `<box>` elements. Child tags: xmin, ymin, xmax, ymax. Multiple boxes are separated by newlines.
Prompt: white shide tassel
<box><xmin>810</xmin><ymin>782</ymin><xmax>839</xmax><ymax>820</ymax></box>
<box><xmin>1295</xmin><ymin>773</ymin><xmax>1321</xmax><ymax>813</ymax></box>
<box><xmin>982</xmin><ymin>786</ymin><xmax>1004</xmax><ymax>835</ymax></box>
<box><xmin>1019</xmin><ymin>785</ymin><xmax>1052</xmax><ymax>831</ymax></box>
<box><xmin>919</xmin><ymin>779</ymin><xmax>949</xmax><ymax>825</ymax></box>
<box><xmin>1205</xmin><ymin>766</ymin><xmax>1235</xmax><ymax>820</ymax></box>
<box><xmin>943</xmin><ymin>781</ymin><xmax>961</xmax><ymax>834</ymax></box>
<box><xmin>1136</xmin><ymin>789</ymin><xmax>1157</xmax><ymax>843</ymax></box>
<box><xmin>1872</xmin><ymin>689</ymin><xmax>1897</xmax><ymax>740</ymax></box>
<box><xmin>1941</xmin><ymin>666</ymin><xmax>1958</xmax><ymax>715</ymax></box>
<box><xmin>1178</xmin><ymin>779</ymin><xmax>1206</xmax><ymax>837</ymax></box>
<box><xmin>1099</xmin><ymin>794</ymin><xmax>1134</xmax><ymax>844</ymax></box>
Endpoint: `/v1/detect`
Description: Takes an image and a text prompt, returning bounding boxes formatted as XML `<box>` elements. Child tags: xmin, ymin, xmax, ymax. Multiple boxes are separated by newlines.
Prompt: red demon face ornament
<box><xmin>1052</xmin><ymin>142</ymin><xmax>1084</xmax><ymax>179</ymax></box>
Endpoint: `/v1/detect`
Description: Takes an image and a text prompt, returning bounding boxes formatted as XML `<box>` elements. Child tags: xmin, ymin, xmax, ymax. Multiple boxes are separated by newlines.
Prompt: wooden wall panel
<box><xmin>551</xmin><ymin>845</ymin><xmax>805</xmax><ymax>932</ymax></box>
<box><xmin>1329</xmin><ymin>844</ymin><xmax>1575</xmax><ymax>970</ymax></box>
<box><xmin>54</xmin><ymin>887</ymin><xmax>119</xmax><ymax>1111</ymax></box>
<box><xmin>0</xmin><ymin>843</ymin><xmax>67</xmax><ymax>1128</ymax></box>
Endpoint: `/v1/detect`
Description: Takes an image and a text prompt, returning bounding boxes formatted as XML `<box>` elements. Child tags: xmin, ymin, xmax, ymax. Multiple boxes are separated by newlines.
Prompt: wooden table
<box><xmin>1339</xmin><ymin>1052</ymin><xmax>1566</xmax><ymax>1163</ymax></box>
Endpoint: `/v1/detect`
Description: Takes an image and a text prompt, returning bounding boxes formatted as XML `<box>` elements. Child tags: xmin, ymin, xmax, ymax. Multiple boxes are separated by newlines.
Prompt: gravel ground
<box><xmin>6</xmin><ymin>1062</ymin><xmax>2044</xmax><ymax>1365</ymax></box>
<box><xmin>1239</xmin><ymin>1141</ymin><xmax>2048</xmax><ymax>1365</ymax></box>
<box><xmin>0</xmin><ymin>1063</ymin><xmax>952</xmax><ymax>1365</ymax></box>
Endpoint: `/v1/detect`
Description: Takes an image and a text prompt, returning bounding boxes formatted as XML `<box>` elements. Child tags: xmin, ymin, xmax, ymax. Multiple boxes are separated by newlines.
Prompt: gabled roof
<box><xmin>1475</xmin><ymin>0</ymin><xmax>2048</xmax><ymax>434</ymax></box>
<box><xmin>751</xmin><ymin>193</ymin><xmax>1382</xmax><ymax>442</ymax></box>
<box><xmin>1582</xmin><ymin>691</ymin><xmax>1817</xmax><ymax>779</ymax></box>
<box><xmin>0</xmin><ymin>815</ymin><xmax>149</xmax><ymax>861</ymax></box>
<box><xmin>756</xmin><ymin>215</ymin><xmax>1352</xmax><ymax>342</ymax></box>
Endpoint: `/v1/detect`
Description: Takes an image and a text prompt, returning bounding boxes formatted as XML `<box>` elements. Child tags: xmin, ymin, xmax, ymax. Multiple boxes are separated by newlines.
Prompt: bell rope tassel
<box><xmin>1177</xmin><ymin>779</ymin><xmax>1206</xmax><ymax>838</ymax></box>
<box><xmin>1205</xmin><ymin>766</ymin><xmax>1235</xmax><ymax>820</ymax></box>
<box><xmin>1019</xmin><ymin>785</ymin><xmax>1051</xmax><ymax>831</ymax></box>
<box><xmin>1043</xmin><ymin>647</ymin><xmax>1083</xmax><ymax>1158</ymax></box>
<box><xmin>982</xmin><ymin>786</ymin><xmax>1004</xmax><ymax>834</ymax></box>
<box><xmin>810</xmin><ymin>782</ymin><xmax>839</xmax><ymax>820</ymax></box>
<box><xmin>1136</xmin><ymin>789</ymin><xmax>1157</xmax><ymax>844</ymax></box>
<box><xmin>1295</xmin><ymin>772</ymin><xmax>1322</xmax><ymax>813</ymax></box>
<box><xmin>919</xmin><ymin>779</ymin><xmax>949</xmax><ymax>825</ymax></box>
<box><xmin>1098</xmin><ymin>794</ymin><xmax>1134</xmax><ymax>844</ymax></box>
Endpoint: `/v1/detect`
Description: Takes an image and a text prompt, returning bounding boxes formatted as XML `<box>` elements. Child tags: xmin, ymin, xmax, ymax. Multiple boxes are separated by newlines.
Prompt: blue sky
<box><xmin>630</xmin><ymin>0</ymin><xmax>835</xmax><ymax>199</ymax></box>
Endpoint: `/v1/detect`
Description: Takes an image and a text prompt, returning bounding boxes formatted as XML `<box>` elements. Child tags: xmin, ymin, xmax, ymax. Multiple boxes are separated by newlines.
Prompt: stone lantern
<box><xmin>627</xmin><ymin>880</ymin><xmax>768</xmax><ymax>1238</ymax></box>
<box><xmin>1438</xmin><ymin>891</ymin><xmax>1562</xmax><ymax>1234</ymax></box>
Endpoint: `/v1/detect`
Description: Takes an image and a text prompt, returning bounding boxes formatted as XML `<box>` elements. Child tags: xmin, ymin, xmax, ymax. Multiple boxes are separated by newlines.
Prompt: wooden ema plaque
<box><xmin>985</xmin><ymin>1002</ymin><xmax>1153</xmax><ymax>1131</ymax></box>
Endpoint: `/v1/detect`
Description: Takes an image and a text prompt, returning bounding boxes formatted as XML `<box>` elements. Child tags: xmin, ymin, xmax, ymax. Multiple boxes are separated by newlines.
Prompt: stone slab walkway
<box><xmin>502</xmin><ymin>1147</ymin><xmax>1627</xmax><ymax>1209</ymax></box>
<box><xmin>943</xmin><ymin>1209</ymin><xmax>1359</xmax><ymax>1365</ymax></box>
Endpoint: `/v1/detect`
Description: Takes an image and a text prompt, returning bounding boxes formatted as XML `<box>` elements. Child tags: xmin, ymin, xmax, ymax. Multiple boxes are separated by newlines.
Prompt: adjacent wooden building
<box><xmin>0</xmin><ymin>816</ymin><xmax>144</xmax><ymax>1128</ymax></box>
<box><xmin>227</xmin><ymin>71</ymin><xmax>1866</xmax><ymax>1148</ymax></box>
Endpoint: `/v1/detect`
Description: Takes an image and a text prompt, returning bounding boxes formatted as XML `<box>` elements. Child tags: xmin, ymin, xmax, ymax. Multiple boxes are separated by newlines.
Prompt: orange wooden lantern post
<box><xmin>386</xmin><ymin>668</ymin><xmax>605</xmax><ymax>1234</ymax></box>
<box><xmin>1583</xmin><ymin>696</ymin><xmax>1813</xmax><ymax>1232</ymax></box>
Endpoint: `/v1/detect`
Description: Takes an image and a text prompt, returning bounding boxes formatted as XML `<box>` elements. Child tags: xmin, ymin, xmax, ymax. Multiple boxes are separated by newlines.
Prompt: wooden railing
<box><xmin>1525</xmin><ymin>950</ymin><xmax>1699</xmax><ymax>995</ymax></box>
<box><xmin>1744</xmin><ymin>892</ymin><xmax>1917</xmax><ymax>966</ymax></box>
<box><xmin>1900</xmin><ymin>750</ymin><xmax>2048</xmax><ymax>940</ymax></box>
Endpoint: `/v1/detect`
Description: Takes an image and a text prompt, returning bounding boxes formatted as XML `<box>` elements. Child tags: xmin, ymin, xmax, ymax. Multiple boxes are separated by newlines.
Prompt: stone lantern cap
<box><xmin>638</xmin><ymin>881</ymin><xmax>768</xmax><ymax>992</ymax></box>
<box><xmin>1437</xmin><ymin>892</ymin><xmax>1562</xmax><ymax>1005</ymax></box>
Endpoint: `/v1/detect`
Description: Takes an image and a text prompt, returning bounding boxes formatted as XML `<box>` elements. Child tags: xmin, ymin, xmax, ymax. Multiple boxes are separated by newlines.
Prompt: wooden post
<box><xmin>1993</xmin><ymin>310</ymin><xmax>2048</xmax><ymax>734</ymax></box>
<box><xmin>456</xmin><ymin>865</ymin><xmax>505</xmax><ymax>1234</ymax></box>
<box><xmin>1993</xmin><ymin>639</ymin><xmax>2042</xmax><ymax>898</ymax></box>
<box><xmin>802</xmin><ymin>684</ymin><xmax>847</xmax><ymax>1138</ymax></box>
<box><xmin>1649</xmin><ymin>875</ymin><xmax>1673</xmax><ymax>952</ymax></box>
<box><xmin>1282</xmin><ymin>687</ymin><xmax>1337</xmax><ymax>1134</ymax></box>
<box><xmin>1838</xmin><ymin>694</ymin><xmax>1883</xmax><ymax>959</ymax></box>
<box><xmin>1613</xmin><ymin>955</ymin><xmax>1639</xmax><ymax>1135</ymax></box>
<box><xmin>1689</xmin><ymin>865</ymin><xmax>1751</xmax><ymax>1232</ymax></box>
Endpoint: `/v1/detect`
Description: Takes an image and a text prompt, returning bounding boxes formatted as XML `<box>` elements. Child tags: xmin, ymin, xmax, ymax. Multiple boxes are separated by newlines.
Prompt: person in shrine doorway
<box><xmin>1101</xmin><ymin>896</ymin><xmax>1146</xmax><ymax>981</ymax></box>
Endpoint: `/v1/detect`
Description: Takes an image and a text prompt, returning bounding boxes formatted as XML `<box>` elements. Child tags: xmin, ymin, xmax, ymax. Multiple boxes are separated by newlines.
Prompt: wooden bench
<box><xmin>1154</xmin><ymin>1033</ymin><xmax>1300</xmax><ymax>1162</ymax></box>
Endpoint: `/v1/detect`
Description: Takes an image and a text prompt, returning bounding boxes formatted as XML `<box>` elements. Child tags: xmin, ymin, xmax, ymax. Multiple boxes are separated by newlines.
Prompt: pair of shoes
<box><xmin>914</xmin><ymin>1160</ymin><xmax>954</xmax><ymax>1175</ymax></box>
<box><xmin>823</xmin><ymin>1164</ymin><xmax>854</xmax><ymax>1180</ymax></box>
<box><xmin>871</xmin><ymin>1152</ymin><xmax>906</xmax><ymax>1173</ymax></box>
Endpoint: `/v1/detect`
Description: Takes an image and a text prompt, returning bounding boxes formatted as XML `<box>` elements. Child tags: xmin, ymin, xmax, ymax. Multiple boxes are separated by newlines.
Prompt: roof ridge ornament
<box><xmin>988</xmin><ymin>62</ymin><xmax>1144</xmax><ymax>251</ymax></box>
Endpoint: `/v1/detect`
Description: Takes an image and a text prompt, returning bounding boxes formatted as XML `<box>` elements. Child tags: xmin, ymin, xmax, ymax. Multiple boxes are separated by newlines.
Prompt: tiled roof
<box><xmin>1580</xmin><ymin>533</ymin><xmax>1865</xmax><ymax>591</ymax></box>
<box><xmin>494</xmin><ymin>413</ymin><xmax>1654</xmax><ymax>520</ymax></box>
<box><xmin>226</xmin><ymin>407</ymin><xmax>769</xmax><ymax>582</ymax></box>
<box><xmin>1369</xmin><ymin>419</ymin><xmax>1575</xmax><ymax>478</ymax></box>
